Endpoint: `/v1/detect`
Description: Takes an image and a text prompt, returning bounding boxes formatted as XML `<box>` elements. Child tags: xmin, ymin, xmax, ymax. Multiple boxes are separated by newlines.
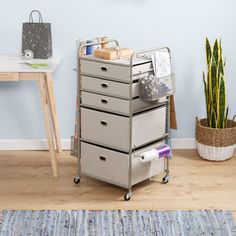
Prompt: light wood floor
<box><xmin>0</xmin><ymin>150</ymin><xmax>235</xmax><ymax>219</ymax></box>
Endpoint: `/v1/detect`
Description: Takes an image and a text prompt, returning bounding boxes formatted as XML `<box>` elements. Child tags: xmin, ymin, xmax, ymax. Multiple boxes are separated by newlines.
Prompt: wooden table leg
<box><xmin>44</xmin><ymin>72</ymin><xmax>62</xmax><ymax>153</ymax></box>
<box><xmin>37</xmin><ymin>75</ymin><xmax>58</xmax><ymax>178</ymax></box>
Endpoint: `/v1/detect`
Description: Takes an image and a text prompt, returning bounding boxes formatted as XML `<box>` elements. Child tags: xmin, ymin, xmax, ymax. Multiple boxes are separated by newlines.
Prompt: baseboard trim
<box><xmin>0</xmin><ymin>139</ymin><xmax>71</xmax><ymax>151</ymax></box>
<box><xmin>0</xmin><ymin>138</ymin><xmax>196</xmax><ymax>151</ymax></box>
<box><xmin>172</xmin><ymin>138</ymin><xmax>196</xmax><ymax>149</ymax></box>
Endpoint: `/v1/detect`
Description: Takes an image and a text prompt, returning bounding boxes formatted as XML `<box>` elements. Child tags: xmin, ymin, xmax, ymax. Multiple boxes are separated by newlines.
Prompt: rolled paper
<box><xmin>80</xmin><ymin>40</ymin><xmax>87</xmax><ymax>56</ymax></box>
<box><xmin>156</xmin><ymin>144</ymin><xmax>171</xmax><ymax>158</ymax></box>
<box><xmin>101</xmin><ymin>36</ymin><xmax>109</xmax><ymax>49</ymax></box>
<box><xmin>93</xmin><ymin>38</ymin><xmax>102</xmax><ymax>50</ymax></box>
<box><xmin>24</xmin><ymin>50</ymin><xmax>34</xmax><ymax>59</ymax></box>
<box><xmin>140</xmin><ymin>149</ymin><xmax>158</xmax><ymax>163</ymax></box>
<box><xmin>86</xmin><ymin>40</ymin><xmax>94</xmax><ymax>55</ymax></box>
<box><xmin>140</xmin><ymin>145</ymin><xmax>171</xmax><ymax>163</ymax></box>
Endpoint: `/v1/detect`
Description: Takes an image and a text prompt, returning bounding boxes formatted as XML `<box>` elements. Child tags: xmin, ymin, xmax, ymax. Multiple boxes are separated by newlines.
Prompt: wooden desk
<box><xmin>0</xmin><ymin>56</ymin><xmax>61</xmax><ymax>177</ymax></box>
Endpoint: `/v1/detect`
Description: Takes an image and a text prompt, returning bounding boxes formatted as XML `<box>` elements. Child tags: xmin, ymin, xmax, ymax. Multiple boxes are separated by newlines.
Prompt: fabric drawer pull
<box><xmin>100</xmin><ymin>120</ymin><xmax>108</xmax><ymax>126</ymax></box>
<box><xmin>101</xmin><ymin>82</ymin><xmax>108</xmax><ymax>88</ymax></box>
<box><xmin>99</xmin><ymin>156</ymin><xmax>106</xmax><ymax>161</ymax></box>
<box><xmin>101</xmin><ymin>99</ymin><xmax>108</xmax><ymax>104</ymax></box>
<box><xmin>101</xmin><ymin>66</ymin><xmax>108</xmax><ymax>72</ymax></box>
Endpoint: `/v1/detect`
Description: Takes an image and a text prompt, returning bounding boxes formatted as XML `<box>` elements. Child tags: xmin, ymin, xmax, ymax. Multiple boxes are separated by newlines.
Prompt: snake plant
<box><xmin>203</xmin><ymin>38</ymin><xmax>228</xmax><ymax>128</ymax></box>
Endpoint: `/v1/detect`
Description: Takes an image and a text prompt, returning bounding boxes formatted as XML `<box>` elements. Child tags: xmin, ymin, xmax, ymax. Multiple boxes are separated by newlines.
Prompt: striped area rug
<box><xmin>0</xmin><ymin>210</ymin><xmax>235</xmax><ymax>236</ymax></box>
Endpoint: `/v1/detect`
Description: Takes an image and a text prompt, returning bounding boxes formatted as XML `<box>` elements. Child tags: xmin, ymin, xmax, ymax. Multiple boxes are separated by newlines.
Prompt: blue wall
<box><xmin>0</xmin><ymin>0</ymin><xmax>235</xmax><ymax>139</ymax></box>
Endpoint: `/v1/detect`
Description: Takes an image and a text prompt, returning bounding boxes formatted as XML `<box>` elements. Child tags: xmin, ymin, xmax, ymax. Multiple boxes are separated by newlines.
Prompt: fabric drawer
<box><xmin>81</xmin><ymin>107</ymin><xmax>166</xmax><ymax>151</ymax></box>
<box><xmin>80</xmin><ymin>60</ymin><xmax>152</xmax><ymax>83</ymax></box>
<box><xmin>81</xmin><ymin>108</ymin><xmax>130</xmax><ymax>151</ymax></box>
<box><xmin>81</xmin><ymin>76</ymin><xmax>139</xmax><ymax>99</ymax></box>
<box><xmin>132</xmin><ymin>106</ymin><xmax>166</xmax><ymax>147</ymax></box>
<box><xmin>81</xmin><ymin>142</ymin><xmax>165</xmax><ymax>188</ymax></box>
<box><xmin>81</xmin><ymin>142</ymin><xmax>129</xmax><ymax>187</ymax></box>
<box><xmin>81</xmin><ymin>91</ymin><xmax>130</xmax><ymax>115</ymax></box>
<box><xmin>81</xmin><ymin>91</ymin><xmax>167</xmax><ymax>116</ymax></box>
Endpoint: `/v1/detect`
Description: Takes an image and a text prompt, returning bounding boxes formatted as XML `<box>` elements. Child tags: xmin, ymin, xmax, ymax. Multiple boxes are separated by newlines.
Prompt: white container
<box><xmin>196</xmin><ymin>142</ymin><xmax>236</xmax><ymax>161</ymax></box>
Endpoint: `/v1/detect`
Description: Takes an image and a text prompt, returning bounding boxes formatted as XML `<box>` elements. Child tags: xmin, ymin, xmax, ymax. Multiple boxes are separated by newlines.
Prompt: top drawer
<box><xmin>80</xmin><ymin>59</ymin><xmax>152</xmax><ymax>83</ymax></box>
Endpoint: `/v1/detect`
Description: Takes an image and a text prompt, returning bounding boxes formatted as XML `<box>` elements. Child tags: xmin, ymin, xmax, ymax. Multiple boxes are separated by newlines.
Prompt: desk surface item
<box><xmin>0</xmin><ymin>55</ymin><xmax>61</xmax><ymax>73</ymax></box>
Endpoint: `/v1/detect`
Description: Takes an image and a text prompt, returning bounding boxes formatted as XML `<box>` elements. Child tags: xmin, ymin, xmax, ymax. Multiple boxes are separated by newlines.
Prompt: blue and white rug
<box><xmin>0</xmin><ymin>210</ymin><xmax>235</xmax><ymax>236</ymax></box>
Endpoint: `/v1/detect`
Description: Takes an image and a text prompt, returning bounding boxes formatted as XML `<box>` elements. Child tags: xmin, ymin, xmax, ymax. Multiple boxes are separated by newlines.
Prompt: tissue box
<box><xmin>94</xmin><ymin>47</ymin><xmax>134</xmax><ymax>60</ymax></box>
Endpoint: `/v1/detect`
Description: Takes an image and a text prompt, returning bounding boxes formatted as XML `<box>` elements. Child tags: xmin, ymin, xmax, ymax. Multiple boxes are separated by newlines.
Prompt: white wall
<box><xmin>0</xmin><ymin>0</ymin><xmax>235</xmax><ymax>142</ymax></box>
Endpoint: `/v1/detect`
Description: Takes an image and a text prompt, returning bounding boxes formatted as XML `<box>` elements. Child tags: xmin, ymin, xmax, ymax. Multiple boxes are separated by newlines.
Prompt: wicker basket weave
<box><xmin>196</xmin><ymin>118</ymin><xmax>236</xmax><ymax>161</ymax></box>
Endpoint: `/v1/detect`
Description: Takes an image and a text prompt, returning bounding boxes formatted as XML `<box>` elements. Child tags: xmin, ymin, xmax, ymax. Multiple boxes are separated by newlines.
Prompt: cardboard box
<box><xmin>94</xmin><ymin>47</ymin><xmax>134</xmax><ymax>60</ymax></box>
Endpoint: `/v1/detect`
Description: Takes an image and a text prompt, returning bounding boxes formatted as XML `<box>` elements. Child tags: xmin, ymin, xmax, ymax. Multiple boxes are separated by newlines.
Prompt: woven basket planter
<box><xmin>196</xmin><ymin>118</ymin><xmax>236</xmax><ymax>161</ymax></box>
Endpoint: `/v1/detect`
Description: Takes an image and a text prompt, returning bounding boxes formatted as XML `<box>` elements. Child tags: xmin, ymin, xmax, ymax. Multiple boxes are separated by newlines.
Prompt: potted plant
<box><xmin>196</xmin><ymin>38</ymin><xmax>236</xmax><ymax>161</ymax></box>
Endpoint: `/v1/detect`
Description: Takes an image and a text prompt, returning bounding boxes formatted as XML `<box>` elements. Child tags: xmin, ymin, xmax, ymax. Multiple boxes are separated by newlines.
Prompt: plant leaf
<box><xmin>205</xmin><ymin>38</ymin><xmax>212</xmax><ymax>66</ymax></box>
<box><xmin>203</xmin><ymin>71</ymin><xmax>209</xmax><ymax>118</ymax></box>
<box><xmin>218</xmin><ymin>58</ymin><xmax>224</xmax><ymax>83</ymax></box>
<box><xmin>225</xmin><ymin>106</ymin><xmax>229</xmax><ymax>128</ymax></box>
<box><xmin>219</xmin><ymin>75</ymin><xmax>226</xmax><ymax>128</ymax></box>
<box><xmin>211</xmin><ymin>56</ymin><xmax>218</xmax><ymax>121</ymax></box>
<box><xmin>213</xmin><ymin>39</ymin><xmax>220</xmax><ymax>66</ymax></box>
<box><xmin>211</xmin><ymin>108</ymin><xmax>217</xmax><ymax>128</ymax></box>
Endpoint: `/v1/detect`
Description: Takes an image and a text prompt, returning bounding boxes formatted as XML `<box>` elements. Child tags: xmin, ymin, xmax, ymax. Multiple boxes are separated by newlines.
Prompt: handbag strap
<box><xmin>29</xmin><ymin>10</ymin><xmax>43</xmax><ymax>23</ymax></box>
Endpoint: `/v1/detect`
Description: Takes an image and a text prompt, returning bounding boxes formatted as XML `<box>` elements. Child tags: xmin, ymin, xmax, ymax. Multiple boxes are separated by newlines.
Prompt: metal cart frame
<box><xmin>74</xmin><ymin>39</ymin><xmax>171</xmax><ymax>201</ymax></box>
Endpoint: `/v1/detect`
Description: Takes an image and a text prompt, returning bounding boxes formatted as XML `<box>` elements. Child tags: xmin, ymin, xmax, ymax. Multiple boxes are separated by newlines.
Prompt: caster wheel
<box><xmin>162</xmin><ymin>176</ymin><xmax>169</xmax><ymax>184</ymax></box>
<box><xmin>74</xmin><ymin>177</ymin><xmax>80</xmax><ymax>184</ymax></box>
<box><xmin>124</xmin><ymin>192</ymin><xmax>132</xmax><ymax>201</ymax></box>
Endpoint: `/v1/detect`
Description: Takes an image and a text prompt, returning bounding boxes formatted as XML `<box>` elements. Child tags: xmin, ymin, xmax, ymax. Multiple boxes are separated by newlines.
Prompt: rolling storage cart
<box><xmin>73</xmin><ymin>39</ymin><xmax>175</xmax><ymax>201</ymax></box>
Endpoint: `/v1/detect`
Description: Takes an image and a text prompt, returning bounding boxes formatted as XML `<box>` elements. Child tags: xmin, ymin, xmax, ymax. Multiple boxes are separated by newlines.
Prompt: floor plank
<box><xmin>0</xmin><ymin>150</ymin><xmax>235</xmax><ymax>220</ymax></box>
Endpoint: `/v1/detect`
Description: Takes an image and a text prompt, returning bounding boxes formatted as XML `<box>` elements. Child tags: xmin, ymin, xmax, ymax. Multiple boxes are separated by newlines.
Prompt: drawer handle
<box><xmin>101</xmin><ymin>82</ymin><xmax>108</xmax><ymax>88</ymax></box>
<box><xmin>100</xmin><ymin>120</ymin><xmax>108</xmax><ymax>126</ymax></box>
<box><xmin>101</xmin><ymin>66</ymin><xmax>108</xmax><ymax>72</ymax></box>
<box><xmin>99</xmin><ymin>156</ymin><xmax>106</xmax><ymax>161</ymax></box>
<box><xmin>101</xmin><ymin>99</ymin><xmax>108</xmax><ymax>104</ymax></box>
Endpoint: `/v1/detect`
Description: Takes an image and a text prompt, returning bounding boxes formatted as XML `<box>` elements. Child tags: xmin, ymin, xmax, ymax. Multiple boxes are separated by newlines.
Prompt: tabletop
<box><xmin>0</xmin><ymin>55</ymin><xmax>61</xmax><ymax>73</ymax></box>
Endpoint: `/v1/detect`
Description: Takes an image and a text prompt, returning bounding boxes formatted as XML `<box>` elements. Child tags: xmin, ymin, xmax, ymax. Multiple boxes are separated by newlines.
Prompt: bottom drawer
<box><xmin>81</xmin><ymin>142</ymin><xmax>165</xmax><ymax>188</ymax></box>
<box><xmin>81</xmin><ymin>142</ymin><xmax>128</xmax><ymax>187</ymax></box>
